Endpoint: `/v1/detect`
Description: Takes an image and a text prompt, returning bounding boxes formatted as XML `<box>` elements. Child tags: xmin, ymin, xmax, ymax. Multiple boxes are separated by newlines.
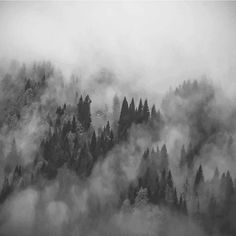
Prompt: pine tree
<box><xmin>167</xmin><ymin>170</ymin><xmax>173</xmax><ymax>189</ymax></box>
<box><xmin>118</xmin><ymin>97</ymin><xmax>129</xmax><ymax>140</ymax></box>
<box><xmin>62</xmin><ymin>122</ymin><xmax>68</xmax><ymax>139</ymax></box>
<box><xmin>77</xmin><ymin>143</ymin><xmax>92</xmax><ymax>177</ymax></box>
<box><xmin>128</xmin><ymin>183</ymin><xmax>136</xmax><ymax>205</ymax></box>
<box><xmin>105</xmin><ymin>121</ymin><xmax>110</xmax><ymax>135</ymax></box>
<box><xmin>143</xmin><ymin>167</ymin><xmax>151</xmax><ymax>189</ymax></box>
<box><xmin>182</xmin><ymin>198</ymin><xmax>187</xmax><ymax>214</ymax></box>
<box><xmin>208</xmin><ymin>195</ymin><xmax>217</xmax><ymax>219</ymax></box>
<box><xmin>173</xmin><ymin>188</ymin><xmax>178</xmax><ymax>209</ymax></box>
<box><xmin>90</xmin><ymin>131</ymin><xmax>97</xmax><ymax>160</ymax></box>
<box><xmin>143</xmin><ymin>148</ymin><xmax>149</xmax><ymax>160</ymax></box>
<box><xmin>67</xmin><ymin>120</ymin><xmax>72</xmax><ymax>133</ymax></box>
<box><xmin>152</xmin><ymin>175</ymin><xmax>160</xmax><ymax>204</ymax></box>
<box><xmin>194</xmin><ymin>165</ymin><xmax>204</xmax><ymax>192</ymax></box>
<box><xmin>143</xmin><ymin>99</ymin><xmax>150</xmax><ymax>122</ymax></box>
<box><xmin>151</xmin><ymin>105</ymin><xmax>157</xmax><ymax>120</ymax></box>
<box><xmin>166</xmin><ymin>170</ymin><xmax>174</xmax><ymax>206</ymax></box>
<box><xmin>160</xmin><ymin>144</ymin><xmax>169</xmax><ymax>170</ymax></box>
<box><xmin>129</xmin><ymin>98</ymin><xmax>135</xmax><ymax>123</ymax></box>
<box><xmin>159</xmin><ymin>169</ymin><xmax>166</xmax><ymax>202</ymax></box>
<box><xmin>83</xmin><ymin>95</ymin><xmax>92</xmax><ymax>130</ymax></box>
<box><xmin>72</xmin><ymin>115</ymin><xmax>77</xmax><ymax>133</ymax></box>
<box><xmin>119</xmin><ymin>97</ymin><xmax>129</xmax><ymax>121</ymax></box>
<box><xmin>186</xmin><ymin>142</ymin><xmax>194</xmax><ymax>168</ymax></box>
<box><xmin>225</xmin><ymin>171</ymin><xmax>234</xmax><ymax>199</ymax></box>
<box><xmin>77</xmin><ymin>95</ymin><xmax>83</xmax><ymax>124</ymax></box>
<box><xmin>136</xmin><ymin>99</ymin><xmax>143</xmax><ymax>123</ymax></box>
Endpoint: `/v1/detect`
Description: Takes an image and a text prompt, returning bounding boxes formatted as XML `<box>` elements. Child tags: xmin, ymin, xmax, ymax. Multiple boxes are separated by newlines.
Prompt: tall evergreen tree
<box><xmin>159</xmin><ymin>169</ymin><xmax>166</xmax><ymax>202</ymax></box>
<box><xmin>118</xmin><ymin>97</ymin><xmax>129</xmax><ymax>140</ymax></box>
<box><xmin>143</xmin><ymin>99</ymin><xmax>150</xmax><ymax>122</ymax></box>
<box><xmin>136</xmin><ymin>99</ymin><xmax>143</xmax><ymax>123</ymax></box>
<box><xmin>151</xmin><ymin>105</ymin><xmax>157</xmax><ymax>120</ymax></box>
<box><xmin>129</xmin><ymin>98</ymin><xmax>135</xmax><ymax>123</ymax></box>
<box><xmin>194</xmin><ymin>165</ymin><xmax>204</xmax><ymax>192</ymax></box>
<box><xmin>72</xmin><ymin>115</ymin><xmax>77</xmax><ymax>133</ymax></box>
<box><xmin>213</xmin><ymin>167</ymin><xmax>220</xmax><ymax>179</ymax></box>
<box><xmin>160</xmin><ymin>144</ymin><xmax>169</xmax><ymax>170</ymax></box>
<box><xmin>105</xmin><ymin>121</ymin><xmax>110</xmax><ymax>135</ymax></box>
<box><xmin>119</xmin><ymin>97</ymin><xmax>129</xmax><ymax>121</ymax></box>
<box><xmin>167</xmin><ymin>170</ymin><xmax>173</xmax><ymax>189</ymax></box>
<box><xmin>173</xmin><ymin>188</ymin><xmax>178</xmax><ymax>209</ymax></box>
<box><xmin>77</xmin><ymin>95</ymin><xmax>83</xmax><ymax>124</ymax></box>
<box><xmin>225</xmin><ymin>171</ymin><xmax>234</xmax><ymax>199</ymax></box>
<box><xmin>83</xmin><ymin>95</ymin><xmax>92</xmax><ymax>130</ymax></box>
<box><xmin>152</xmin><ymin>175</ymin><xmax>160</xmax><ymax>204</ymax></box>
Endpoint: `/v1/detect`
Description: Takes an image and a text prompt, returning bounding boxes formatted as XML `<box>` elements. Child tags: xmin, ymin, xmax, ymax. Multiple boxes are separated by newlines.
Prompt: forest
<box><xmin>0</xmin><ymin>62</ymin><xmax>235</xmax><ymax>236</ymax></box>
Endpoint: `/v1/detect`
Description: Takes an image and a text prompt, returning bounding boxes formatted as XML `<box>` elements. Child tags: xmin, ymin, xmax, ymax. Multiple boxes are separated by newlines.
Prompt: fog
<box><xmin>0</xmin><ymin>1</ymin><xmax>236</xmax><ymax>95</ymax></box>
<box><xmin>0</xmin><ymin>2</ymin><xmax>236</xmax><ymax>236</ymax></box>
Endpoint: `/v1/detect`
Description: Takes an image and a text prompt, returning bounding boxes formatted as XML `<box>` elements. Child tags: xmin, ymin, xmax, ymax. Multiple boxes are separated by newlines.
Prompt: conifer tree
<box><xmin>83</xmin><ymin>95</ymin><xmax>91</xmax><ymax>130</ymax></box>
<box><xmin>225</xmin><ymin>171</ymin><xmax>234</xmax><ymax>200</ymax></box>
<box><xmin>129</xmin><ymin>98</ymin><xmax>135</xmax><ymax>123</ymax></box>
<box><xmin>77</xmin><ymin>95</ymin><xmax>83</xmax><ymax>124</ymax></box>
<box><xmin>105</xmin><ymin>121</ymin><xmax>110</xmax><ymax>135</ymax></box>
<box><xmin>160</xmin><ymin>144</ymin><xmax>169</xmax><ymax>170</ymax></box>
<box><xmin>90</xmin><ymin>131</ymin><xmax>97</xmax><ymax>160</ymax></box>
<box><xmin>152</xmin><ymin>175</ymin><xmax>160</xmax><ymax>204</ymax></box>
<box><xmin>151</xmin><ymin>105</ymin><xmax>157</xmax><ymax>120</ymax></box>
<box><xmin>167</xmin><ymin>170</ymin><xmax>173</xmax><ymax>189</ymax></box>
<box><xmin>72</xmin><ymin>115</ymin><xmax>77</xmax><ymax>133</ymax></box>
<box><xmin>159</xmin><ymin>169</ymin><xmax>166</xmax><ymax>202</ymax></box>
<box><xmin>119</xmin><ymin>97</ymin><xmax>129</xmax><ymax>121</ymax></box>
<box><xmin>118</xmin><ymin>97</ymin><xmax>129</xmax><ymax>140</ymax></box>
<box><xmin>136</xmin><ymin>99</ymin><xmax>143</xmax><ymax>123</ymax></box>
<box><xmin>173</xmin><ymin>188</ymin><xmax>178</xmax><ymax>209</ymax></box>
<box><xmin>194</xmin><ymin>165</ymin><xmax>204</xmax><ymax>192</ymax></box>
<box><xmin>143</xmin><ymin>99</ymin><xmax>150</xmax><ymax>122</ymax></box>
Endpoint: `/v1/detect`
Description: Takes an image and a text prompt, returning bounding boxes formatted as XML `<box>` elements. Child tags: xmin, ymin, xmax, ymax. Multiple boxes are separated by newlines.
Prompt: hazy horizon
<box><xmin>0</xmin><ymin>1</ymin><xmax>236</xmax><ymax>95</ymax></box>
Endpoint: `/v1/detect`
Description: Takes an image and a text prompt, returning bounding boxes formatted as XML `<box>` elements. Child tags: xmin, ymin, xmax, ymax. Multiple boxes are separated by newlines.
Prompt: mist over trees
<box><xmin>0</xmin><ymin>62</ymin><xmax>235</xmax><ymax>236</ymax></box>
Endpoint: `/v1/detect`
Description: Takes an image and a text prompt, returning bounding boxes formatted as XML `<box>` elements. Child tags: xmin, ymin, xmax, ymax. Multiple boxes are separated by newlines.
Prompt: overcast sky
<box><xmin>0</xmin><ymin>1</ymin><xmax>236</xmax><ymax>94</ymax></box>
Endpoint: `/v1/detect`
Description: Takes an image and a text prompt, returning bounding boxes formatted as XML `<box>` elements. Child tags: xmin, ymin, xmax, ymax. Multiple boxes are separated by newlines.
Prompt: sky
<box><xmin>0</xmin><ymin>1</ymin><xmax>236</xmax><ymax>94</ymax></box>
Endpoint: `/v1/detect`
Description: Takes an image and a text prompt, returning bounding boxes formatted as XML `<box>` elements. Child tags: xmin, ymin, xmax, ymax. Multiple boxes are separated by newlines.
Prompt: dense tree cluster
<box><xmin>126</xmin><ymin>146</ymin><xmax>187</xmax><ymax>214</ymax></box>
<box><xmin>77</xmin><ymin>95</ymin><xmax>92</xmax><ymax>130</ymax></box>
<box><xmin>118</xmin><ymin>97</ymin><xmax>163</xmax><ymax>140</ymax></box>
<box><xmin>0</xmin><ymin>75</ymin><xmax>236</xmax><ymax>236</ymax></box>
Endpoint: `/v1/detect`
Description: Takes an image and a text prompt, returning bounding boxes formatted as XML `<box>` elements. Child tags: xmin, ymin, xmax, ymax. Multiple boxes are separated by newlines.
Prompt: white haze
<box><xmin>0</xmin><ymin>2</ymin><xmax>236</xmax><ymax>236</ymax></box>
<box><xmin>0</xmin><ymin>1</ymin><xmax>236</xmax><ymax>96</ymax></box>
